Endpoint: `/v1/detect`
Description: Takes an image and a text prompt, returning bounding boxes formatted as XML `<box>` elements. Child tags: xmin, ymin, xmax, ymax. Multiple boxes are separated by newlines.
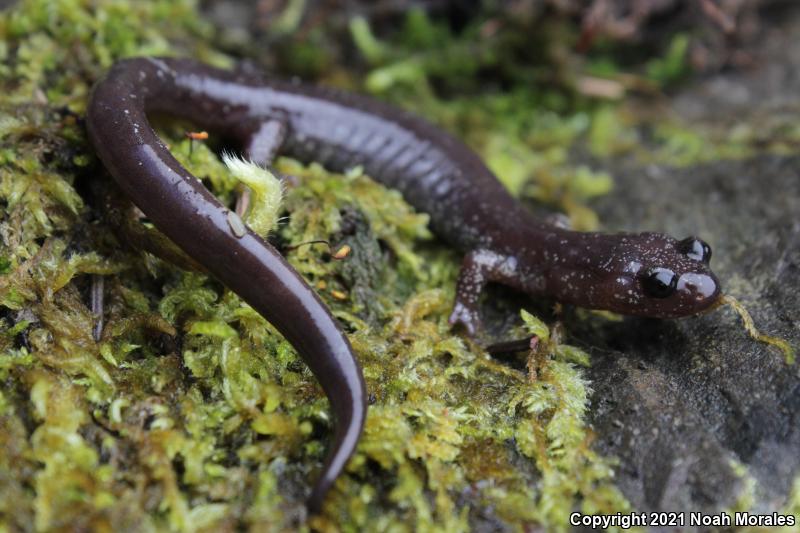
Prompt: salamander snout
<box><xmin>677</xmin><ymin>272</ymin><xmax>718</xmax><ymax>300</ymax></box>
<box><xmin>633</xmin><ymin>235</ymin><xmax>721</xmax><ymax>317</ymax></box>
<box><xmin>672</xmin><ymin>237</ymin><xmax>720</xmax><ymax>310</ymax></box>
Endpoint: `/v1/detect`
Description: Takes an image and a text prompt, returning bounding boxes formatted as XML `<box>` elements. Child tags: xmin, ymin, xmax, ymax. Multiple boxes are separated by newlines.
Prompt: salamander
<box><xmin>86</xmin><ymin>57</ymin><xmax>722</xmax><ymax>511</ymax></box>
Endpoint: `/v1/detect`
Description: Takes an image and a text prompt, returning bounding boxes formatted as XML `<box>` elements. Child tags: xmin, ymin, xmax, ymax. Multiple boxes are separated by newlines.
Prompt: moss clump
<box><xmin>220</xmin><ymin>153</ymin><xmax>284</xmax><ymax>238</ymax></box>
<box><xmin>0</xmin><ymin>1</ymin><xmax>624</xmax><ymax>526</ymax></box>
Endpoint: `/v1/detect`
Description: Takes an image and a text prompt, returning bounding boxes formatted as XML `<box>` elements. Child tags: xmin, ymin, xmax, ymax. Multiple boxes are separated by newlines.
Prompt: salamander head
<box><xmin>593</xmin><ymin>233</ymin><xmax>722</xmax><ymax>318</ymax></box>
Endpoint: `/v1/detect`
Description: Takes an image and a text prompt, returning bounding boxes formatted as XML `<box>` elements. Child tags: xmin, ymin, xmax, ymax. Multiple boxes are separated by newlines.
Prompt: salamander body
<box><xmin>87</xmin><ymin>57</ymin><xmax>721</xmax><ymax>511</ymax></box>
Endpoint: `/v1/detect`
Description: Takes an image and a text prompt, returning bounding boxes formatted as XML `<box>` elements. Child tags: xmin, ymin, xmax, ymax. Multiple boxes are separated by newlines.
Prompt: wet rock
<box><xmin>571</xmin><ymin>8</ymin><xmax>800</xmax><ymax>521</ymax></box>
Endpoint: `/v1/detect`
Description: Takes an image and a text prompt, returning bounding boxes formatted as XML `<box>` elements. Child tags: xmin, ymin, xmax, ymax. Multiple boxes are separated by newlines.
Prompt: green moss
<box><xmin>220</xmin><ymin>154</ymin><xmax>284</xmax><ymax>238</ymax></box>
<box><xmin>645</xmin><ymin>34</ymin><xmax>690</xmax><ymax>86</ymax></box>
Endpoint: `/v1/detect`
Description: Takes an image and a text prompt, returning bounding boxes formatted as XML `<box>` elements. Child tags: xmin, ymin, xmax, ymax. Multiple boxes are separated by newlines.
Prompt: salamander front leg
<box><xmin>448</xmin><ymin>249</ymin><xmax>518</xmax><ymax>336</ymax></box>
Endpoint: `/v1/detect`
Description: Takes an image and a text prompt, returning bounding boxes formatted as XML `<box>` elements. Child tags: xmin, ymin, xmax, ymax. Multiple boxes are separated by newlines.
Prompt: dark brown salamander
<box><xmin>86</xmin><ymin>57</ymin><xmax>721</xmax><ymax>510</ymax></box>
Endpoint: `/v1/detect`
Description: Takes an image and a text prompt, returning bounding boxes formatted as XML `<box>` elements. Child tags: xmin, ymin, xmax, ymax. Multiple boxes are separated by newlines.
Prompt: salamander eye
<box><xmin>678</xmin><ymin>237</ymin><xmax>711</xmax><ymax>264</ymax></box>
<box><xmin>641</xmin><ymin>267</ymin><xmax>678</xmax><ymax>298</ymax></box>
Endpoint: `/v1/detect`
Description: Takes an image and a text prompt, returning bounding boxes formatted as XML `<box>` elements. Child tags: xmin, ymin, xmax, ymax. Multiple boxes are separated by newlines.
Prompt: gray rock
<box><xmin>573</xmin><ymin>8</ymin><xmax>800</xmax><ymax>525</ymax></box>
<box><xmin>582</xmin><ymin>152</ymin><xmax>799</xmax><ymax>527</ymax></box>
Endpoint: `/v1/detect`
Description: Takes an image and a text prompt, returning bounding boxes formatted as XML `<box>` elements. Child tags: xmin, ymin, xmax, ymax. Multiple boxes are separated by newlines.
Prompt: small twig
<box><xmin>525</xmin><ymin>336</ymin><xmax>541</xmax><ymax>382</ymax></box>
<box><xmin>699</xmin><ymin>0</ymin><xmax>736</xmax><ymax>34</ymax></box>
<box><xmin>235</xmin><ymin>186</ymin><xmax>251</xmax><ymax>218</ymax></box>
<box><xmin>91</xmin><ymin>274</ymin><xmax>105</xmax><ymax>342</ymax></box>
<box><xmin>576</xmin><ymin>76</ymin><xmax>625</xmax><ymax>100</ymax></box>
<box><xmin>485</xmin><ymin>336</ymin><xmax>537</xmax><ymax>356</ymax></box>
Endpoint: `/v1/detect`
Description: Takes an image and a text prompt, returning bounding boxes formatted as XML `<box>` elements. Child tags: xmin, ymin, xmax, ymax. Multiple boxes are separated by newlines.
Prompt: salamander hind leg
<box><xmin>448</xmin><ymin>249</ymin><xmax>519</xmax><ymax>336</ymax></box>
<box><xmin>245</xmin><ymin>114</ymin><xmax>289</xmax><ymax>165</ymax></box>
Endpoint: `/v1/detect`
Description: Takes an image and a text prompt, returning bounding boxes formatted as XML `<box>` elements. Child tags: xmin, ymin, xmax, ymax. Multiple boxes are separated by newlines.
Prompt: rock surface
<box><xmin>573</xmin><ymin>6</ymin><xmax>800</xmax><ymax>527</ymax></box>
